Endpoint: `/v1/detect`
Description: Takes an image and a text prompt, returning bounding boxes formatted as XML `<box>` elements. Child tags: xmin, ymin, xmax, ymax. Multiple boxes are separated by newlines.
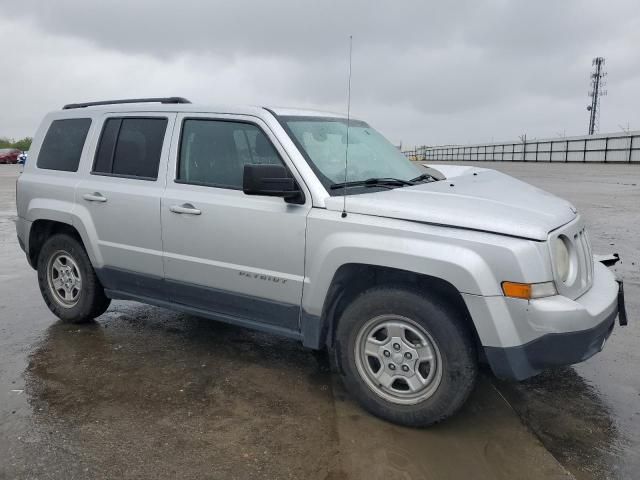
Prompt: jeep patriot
<box><xmin>16</xmin><ymin>97</ymin><xmax>627</xmax><ymax>426</ymax></box>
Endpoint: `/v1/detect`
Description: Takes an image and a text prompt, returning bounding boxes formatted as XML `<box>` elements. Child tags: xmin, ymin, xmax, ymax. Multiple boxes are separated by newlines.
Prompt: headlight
<box><xmin>554</xmin><ymin>236</ymin><xmax>571</xmax><ymax>283</ymax></box>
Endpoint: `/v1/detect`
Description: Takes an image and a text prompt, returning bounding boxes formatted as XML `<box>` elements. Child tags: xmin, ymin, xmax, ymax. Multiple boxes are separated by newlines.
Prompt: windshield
<box><xmin>280</xmin><ymin>116</ymin><xmax>421</xmax><ymax>195</ymax></box>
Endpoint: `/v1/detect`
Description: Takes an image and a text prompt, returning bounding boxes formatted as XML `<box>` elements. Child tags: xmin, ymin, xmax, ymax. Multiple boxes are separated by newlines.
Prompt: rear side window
<box><xmin>93</xmin><ymin>117</ymin><xmax>167</xmax><ymax>179</ymax></box>
<box><xmin>37</xmin><ymin>118</ymin><xmax>91</xmax><ymax>172</ymax></box>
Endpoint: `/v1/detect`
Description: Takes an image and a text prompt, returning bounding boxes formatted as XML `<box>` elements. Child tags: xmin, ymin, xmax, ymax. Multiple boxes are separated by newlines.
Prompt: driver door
<box><xmin>161</xmin><ymin>114</ymin><xmax>310</xmax><ymax>333</ymax></box>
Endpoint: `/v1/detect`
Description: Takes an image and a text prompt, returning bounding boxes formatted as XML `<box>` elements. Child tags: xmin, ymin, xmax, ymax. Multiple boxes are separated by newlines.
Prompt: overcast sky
<box><xmin>1</xmin><ymin>0</ymin><xmax>639</xmax><ymax>147</ymax></box>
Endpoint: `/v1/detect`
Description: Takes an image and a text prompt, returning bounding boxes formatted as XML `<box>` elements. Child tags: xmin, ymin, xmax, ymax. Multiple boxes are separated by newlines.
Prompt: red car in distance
<box><xmin>0</xmin><ymin>148</ymin><xmax>21</xmax><ymax>164</ymax></box>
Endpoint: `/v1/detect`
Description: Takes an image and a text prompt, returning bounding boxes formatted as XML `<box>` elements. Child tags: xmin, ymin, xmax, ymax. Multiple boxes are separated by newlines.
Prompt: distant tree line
<box><xmin>0</xmin><ymin>137</ymin><xmax>32</xmax><ymax>151</ymax></box>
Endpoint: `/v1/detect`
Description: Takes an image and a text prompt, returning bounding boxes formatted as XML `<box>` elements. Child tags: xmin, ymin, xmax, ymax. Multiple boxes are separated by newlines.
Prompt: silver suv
<box><xmin>16</xmin><ymin>97</ymin><xmax>627</xmax><ymax>426</ymax></box>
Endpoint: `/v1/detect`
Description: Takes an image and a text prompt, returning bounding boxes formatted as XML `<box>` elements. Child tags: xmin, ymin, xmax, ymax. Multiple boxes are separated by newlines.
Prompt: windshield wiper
<box><xmin>410</xmin><ymin>173</ymin><xmax>439</xmax><ymax>183</ymax></box>
<box><xmin>330</xmin><ymin>177</ymin><xmax>415</xmax><ymax>190</ymax></box>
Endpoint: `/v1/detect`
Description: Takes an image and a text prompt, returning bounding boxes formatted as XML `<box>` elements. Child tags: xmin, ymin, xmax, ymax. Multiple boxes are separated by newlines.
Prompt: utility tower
<box><xmin>587</xmin><ymin>57</ymin><xmax>607</xmax><ymax>135</ymax></box>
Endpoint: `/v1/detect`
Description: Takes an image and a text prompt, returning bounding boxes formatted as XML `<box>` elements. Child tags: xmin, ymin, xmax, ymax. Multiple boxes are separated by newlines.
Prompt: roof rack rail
<box><xmin>62</xmin><ymin>97</ymin><xmax>192</xmax><ymax>110</ymax></box>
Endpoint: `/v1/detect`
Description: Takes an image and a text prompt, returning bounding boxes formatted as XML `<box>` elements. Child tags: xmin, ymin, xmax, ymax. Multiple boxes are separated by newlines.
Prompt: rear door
<box><xmin>161</xmin><ymin>113</ymin><xmax>310</xmax><ymax>334</ymax></box>
<box><xmin>76</xmin><ymin>112</ymin><xmax>176</xmax><ymax>296</ymax></box>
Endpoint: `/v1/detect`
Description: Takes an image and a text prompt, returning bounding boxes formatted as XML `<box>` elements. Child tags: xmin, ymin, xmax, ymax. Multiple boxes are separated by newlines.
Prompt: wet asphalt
<box><xmin>0</xmin><ymin>162</ymin><xmax>637</xmax><ymax>479</ymax></box>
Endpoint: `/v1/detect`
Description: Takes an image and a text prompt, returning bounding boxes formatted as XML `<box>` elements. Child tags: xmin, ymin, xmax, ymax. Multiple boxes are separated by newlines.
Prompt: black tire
<box><xmin>335</xmin><ymin>286</ymin><xmax>477</xmax><ymax>427</ymax></box>
<box><xmin>37</xmin><ymin>233</ymin><xmax>111</xmax><ymax>323</ymax></box>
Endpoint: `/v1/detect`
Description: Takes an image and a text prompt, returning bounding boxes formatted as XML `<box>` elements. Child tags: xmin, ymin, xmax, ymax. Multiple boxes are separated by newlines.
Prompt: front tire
<box><xmin>335</xmin><ymin>286</ymin><xmax>477</xmax><ymax>427</ymax></box>
<box><xmin>37</xmin><ymin>233</ymin><xmax>110</xmax><ymax>323</ymax></box>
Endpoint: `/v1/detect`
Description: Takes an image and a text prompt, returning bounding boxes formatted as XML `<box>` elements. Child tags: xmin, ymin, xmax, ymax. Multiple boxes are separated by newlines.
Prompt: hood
<box><xmin>324</xmin><ymin>165</ymin><xmax>577</xmax><ymax>240</ymax></box>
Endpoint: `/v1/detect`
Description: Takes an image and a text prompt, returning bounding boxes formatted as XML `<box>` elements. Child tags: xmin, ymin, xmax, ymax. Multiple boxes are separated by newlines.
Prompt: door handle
<box><xmin>170</xmin><ymin>203</ymin><xmax>201</xmax><ymax>215</ymax></box>
<box><xmin>82</xmin><ymin>192</ymin><xmax>107</xmax><ymax>203</ymax></box>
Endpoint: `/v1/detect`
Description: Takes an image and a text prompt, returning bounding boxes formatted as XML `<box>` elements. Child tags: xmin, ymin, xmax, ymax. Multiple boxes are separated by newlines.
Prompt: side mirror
<box><xmin>243</xmin><ymin>164</ymin><xmax>303</xmax><ymax>203</ymax></box>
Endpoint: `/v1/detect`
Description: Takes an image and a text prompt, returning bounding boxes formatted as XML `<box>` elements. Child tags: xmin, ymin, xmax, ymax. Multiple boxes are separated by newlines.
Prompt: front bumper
<box><xmin>483</xmin><ymin>261</ymin><xmax>624</xmax><ymax>380</ymax></box>
<box><xmin>485</xmin><ymin>308</ymin><xmax>616</xmax><ymax>380</ymax></box>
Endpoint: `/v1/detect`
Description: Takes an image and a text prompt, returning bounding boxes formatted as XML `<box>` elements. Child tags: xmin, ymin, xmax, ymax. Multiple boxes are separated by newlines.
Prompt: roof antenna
<box><xmin>341</xmin><ymin>35</ymin><xmax>353</xmax><ymax>219</ymax></box>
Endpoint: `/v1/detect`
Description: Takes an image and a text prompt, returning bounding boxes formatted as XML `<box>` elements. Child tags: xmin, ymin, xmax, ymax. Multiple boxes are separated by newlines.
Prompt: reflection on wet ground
<box><xmin>497</xmin><ymin>369</ymin><xmax>622</xmax><ymax>480</ymax></box>
<box><xmin>22</xmin><ymin>305</ymin><xmax>339</xmax><ymax>479</ymax></box>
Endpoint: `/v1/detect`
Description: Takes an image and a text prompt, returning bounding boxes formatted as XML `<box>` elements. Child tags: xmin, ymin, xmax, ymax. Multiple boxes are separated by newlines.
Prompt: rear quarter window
<box><xmin>37</xmin><ymin>118</ymin><xmax>92</xmax><ymax>172</ymax></box>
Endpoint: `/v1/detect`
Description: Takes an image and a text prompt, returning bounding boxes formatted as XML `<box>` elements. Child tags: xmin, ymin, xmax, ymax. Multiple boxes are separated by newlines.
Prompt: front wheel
<box><xmin>335</xmin><ymin>286</ymin><xmax>477</xmax><ymax>427</ymax></box>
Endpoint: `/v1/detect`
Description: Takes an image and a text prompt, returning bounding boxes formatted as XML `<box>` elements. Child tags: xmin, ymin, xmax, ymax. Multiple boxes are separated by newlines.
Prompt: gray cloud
<box><xmin>2</xmin><ymin>0</ymin><xmax>479</xmax><ymax>59</ymax></box>
<box><xmin>1</xmin><ymin>0</ymin><xmax>639</xmax><ymax>146</ymax></box>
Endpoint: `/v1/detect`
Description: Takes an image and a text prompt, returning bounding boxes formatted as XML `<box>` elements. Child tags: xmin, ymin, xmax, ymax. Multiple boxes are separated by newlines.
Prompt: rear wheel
<box><xmin>37</xmin><ymin>233</ymin><xmax>110</xmax><ymax>323</ymax></box>
<box><xmin>335</xmin><ymin>286</ymin><xmax>477</xmax><ymax>427</ymax></box>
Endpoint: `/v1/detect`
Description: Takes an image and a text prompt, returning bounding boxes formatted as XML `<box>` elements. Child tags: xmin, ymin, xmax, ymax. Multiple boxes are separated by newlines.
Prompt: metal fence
<box><xmin>404</xmin><ymin>131</ymin><xmax>640</xmax><ymax>163</ymax></box>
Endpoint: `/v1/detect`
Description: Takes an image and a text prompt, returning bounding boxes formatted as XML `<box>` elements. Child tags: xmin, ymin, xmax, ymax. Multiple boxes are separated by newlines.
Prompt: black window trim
<box><xmin>36</xmin><ymin>117</ymin><xmax>93</xmax><ymax>173</ymax></box>
<box><xmin>174</xmin><ymin>116</ymin><xmax>299</xmax><ymax>193</ymax></box>
<box><xmin>91</xmin><ymin>115</ymin><xmax>169</xmax><ymax>181</ymax></box>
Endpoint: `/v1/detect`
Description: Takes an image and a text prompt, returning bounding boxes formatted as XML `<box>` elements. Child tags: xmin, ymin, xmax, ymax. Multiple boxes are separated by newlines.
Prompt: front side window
<box><xmin>281</xmin><ymin>116</ymin><xmax>421</xmax><ymax>195</ymax></box>
<box><xmin>178</xmin><ymin>119</ymin><xmax>282</xmax><ymax>189</ymax></box>
<box><xmin>37</xmin><ymin>118</ymin><xmax>91</xmax><ymax>172</ymax></box>
<box><xmin>93</xmin><ymin>117</ymin><xmax>167</xmax><ymax>179</ymax></box>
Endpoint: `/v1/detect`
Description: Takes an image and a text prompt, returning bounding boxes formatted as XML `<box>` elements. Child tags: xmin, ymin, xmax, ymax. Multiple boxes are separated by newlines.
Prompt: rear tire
<box><xmin>37</xmin><ymin>233</ymin><xmax>110</xmax><ymax>323</ymax></box>
<box><xmin>335</xmin><ymin>286</ymin><xmax>477</xmax><ymax>427</ymax></box>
